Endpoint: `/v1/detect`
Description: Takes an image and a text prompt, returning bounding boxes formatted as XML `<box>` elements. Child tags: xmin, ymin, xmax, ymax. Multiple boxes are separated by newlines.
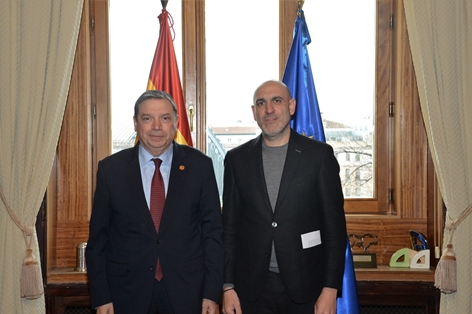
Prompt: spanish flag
<box><xmin>146</xmin><ymin>8</ymin><xmax>193</xmax><ymax>146</ymax></box>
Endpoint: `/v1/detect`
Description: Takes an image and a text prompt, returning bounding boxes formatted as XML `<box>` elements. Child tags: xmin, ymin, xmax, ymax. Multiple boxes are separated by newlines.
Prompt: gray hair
<box><xmin>134</xmin><ymin>90</ymin><xmax>178</xmax><ymax>118</ymax></box>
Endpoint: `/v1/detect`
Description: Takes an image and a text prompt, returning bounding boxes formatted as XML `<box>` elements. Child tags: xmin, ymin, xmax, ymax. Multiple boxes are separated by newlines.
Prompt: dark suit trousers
<box><xmin>148</xmin><ymin>278</ymin><xmax>174</xmax><ymax>314</ymax></box>
<box><xmin>240</xmin><ymin>272</ymin><xmax>315</xmax><ymax>314</ymax></box>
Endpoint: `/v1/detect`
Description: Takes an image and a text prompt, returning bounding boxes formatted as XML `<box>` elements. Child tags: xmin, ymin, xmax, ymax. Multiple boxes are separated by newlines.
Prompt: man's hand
<box><xmin>222</xmin><ymin>289</ymin><xmax>242</xmax><ymax>314</ymax></box>
<box><xmin>314</xmin><ymin>287</ymin><xmax>337</xmax><ymax>314</ymax></box>
<box><xmin>202</xmin><ymin>298</ymin><xmax>218</xmax><ymax>314</ymax></box>
<box><xmin>96</xmin><ymin>302</ymin><xmax>114</xmax><ymax>314</ymax></box>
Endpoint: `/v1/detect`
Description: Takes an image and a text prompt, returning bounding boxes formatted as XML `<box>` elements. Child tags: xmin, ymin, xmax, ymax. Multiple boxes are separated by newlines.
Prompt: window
<box><xmin>45</xmin><ymin>0</ymin><xmax>435</xmax><ymax>275</ymax></box>
<box><xmin>205</xmin><ymin>0</ymin><xmax>278</xmax><ymax>196</ymax></box>
<box><xmin>208</xmin><ymin>0</ymin><xmax>393</xmax><ymax>213</ymax></box>
<box><xmin>109</xmin><ymin>0</ymin><xmax>183</xmax><ymax>153</ymax></box>
<box><xmin>106</xmin><ymin>0</ymin><xmax>394</xmax><ymax>215</ymax></box>
<box><xmin>303</xmin><ymin>0</ymin><xmax>375</xmax><ymax>201</ymax></box>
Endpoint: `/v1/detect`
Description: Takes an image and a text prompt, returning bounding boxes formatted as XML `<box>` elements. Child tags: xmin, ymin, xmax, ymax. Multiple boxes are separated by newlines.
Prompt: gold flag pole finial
<box><xmin>297</xmin><ymin>0</ymin><xmax>305</xmax><ymax>10</ymax></box>
<box><xmin>161</xmin><ymin>0</ymin><xmax>168</xmax><ymax>9</ymax></box>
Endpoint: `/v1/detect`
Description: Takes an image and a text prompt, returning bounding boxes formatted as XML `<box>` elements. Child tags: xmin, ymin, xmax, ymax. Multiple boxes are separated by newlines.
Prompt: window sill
<box><xmin>47</xmin><ymin>267</ymin><xmax>88</xmax><ymax>284</ymax></box>
<box><xmin>355</xmin><ymin>265</ymin><xmax>435</xmax><ymax>282</ymax></box>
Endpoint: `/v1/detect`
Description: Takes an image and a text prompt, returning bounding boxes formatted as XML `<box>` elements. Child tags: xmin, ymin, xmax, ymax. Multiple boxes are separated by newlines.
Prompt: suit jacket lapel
<box><xmin>274</xmin><ymin>130</ymin><xmax>303</xmax><ymax>214</ymax></box>
<box><xmin>125</xmin><ymin>145</ymin><xmax>157</xmax><ymax>236</ymax></box>
<box><xmin>248</xmin><ymin>136</ymin><xmax>273</xmax><ymax>215</ymax></box>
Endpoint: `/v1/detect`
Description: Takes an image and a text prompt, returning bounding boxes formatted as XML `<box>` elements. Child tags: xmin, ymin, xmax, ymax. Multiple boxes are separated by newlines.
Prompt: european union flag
<box><xmin>282</xmin><ymin>9</ymin><xmax>360</xmax><ymax>314</ymax></box>
<box><xmin>337</xmin><ymin>238</ymin><xmax>361</xmax><ymax>314</ymax></box>
<box><xmin>282</xmin><ymin>9</ymin><xmax>325</xmax><ymax>142</ymax></box>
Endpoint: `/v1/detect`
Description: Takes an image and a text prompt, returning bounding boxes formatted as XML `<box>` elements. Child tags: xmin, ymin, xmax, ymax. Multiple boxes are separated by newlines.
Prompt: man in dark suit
<box><xmin>221</xmin><ymin>80</ymin><xmax>347</xmax><ymax>314</ymax></box>
<box><xmin>86</xmin><ymin>90</ymin><xmax>224</xmax><ymax>314</ymax></box>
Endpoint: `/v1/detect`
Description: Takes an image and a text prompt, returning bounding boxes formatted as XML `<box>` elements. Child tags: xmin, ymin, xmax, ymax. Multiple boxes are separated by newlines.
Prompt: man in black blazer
<box><xmin>86</xmin><ymin>90</ymin><xmax>224</xmax><ymax>314</ymax></box>
<box><xmin>222</xmin><ymin>80</ymin><xmax>347</xmax><ymax>314</ymax></box>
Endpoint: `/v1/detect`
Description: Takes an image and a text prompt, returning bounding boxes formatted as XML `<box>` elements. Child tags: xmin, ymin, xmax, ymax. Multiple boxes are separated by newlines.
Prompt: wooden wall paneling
<box><xmin>394</xmin><ymin>0</ymin><xmax>429</xmax><ymax>220</ymax></box>
<box><xmin>47</xmin><ymin>0</ymin><xmax>92</xmax><ymax>283</ymax></box>
<box><xmin>279</xmin><ymin>0</ymin><xmax>297</xmax><ymax>78</ymax></box>
<box><xmin>427</xmin><ymin>151</ymin><xmax>441</xmax><ymax>267</ymax></box>
<box><xmin>357</xmin><ymin>280</ymin><xmax>439</xmax><ymax>313</ymax></box>
<box><xmin>90</xmin><ymin>0</ymin><xmax>111</xmax><ymax>168</ymax></box>
<box><xmin>372</xmin><ymin>0</ymin><xmax>394</xmax><ymax>215</ymax></box>
<box><xmin>182</xmin><ymin>0</ymin><xmax>207</xmax><ymax>151</ymax></box>
<box><xmin>37</xmin><ymin>194</ymin><xmax>47</xmax><ymax>282</ymax></box>
<box><xmin>47</xmin><ymin>156</ymin><xmax>58</xmax><ymax>274</ymax></box>
<box><xmin>45</xmin><ymin>284</ymin><xmax>91</xmax><ymax>314</ymax></box>
<box><xmin>54</xmin><ymin>221</ymin><xmax>91</xmax><ymax>269</ymax></box>
<box><xmin>347</xmin><ymin>217</ymin><xmax>427</xmax><ymax>265</ymax></box>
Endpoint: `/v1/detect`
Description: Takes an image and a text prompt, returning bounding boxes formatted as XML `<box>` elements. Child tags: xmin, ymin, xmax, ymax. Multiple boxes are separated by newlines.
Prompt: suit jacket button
<box><xmin>150</xmin><ymin>266</ymin><xmax>154</xmax><ymax>271</ymax></box>
<box><xmin>271</xmin><ymin>222</ymin><xmax>277</xmax><ymax>227</ymax></box>
<box><xmin>157</xmin><ymin>240</ymin><xmax>161</xmax><ymax>244</ymax></box>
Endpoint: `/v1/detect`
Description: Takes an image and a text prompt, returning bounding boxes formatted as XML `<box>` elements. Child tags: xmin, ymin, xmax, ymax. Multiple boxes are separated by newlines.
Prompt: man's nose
<box><xmin>152</xmin><ymin>119</ymin><xmax>162</xmax><ymax>130</ymax></box>
<box><xmin>265</xmin><ymin>102</ymin><xmax>275</xmax><ymax>114</ymax></box>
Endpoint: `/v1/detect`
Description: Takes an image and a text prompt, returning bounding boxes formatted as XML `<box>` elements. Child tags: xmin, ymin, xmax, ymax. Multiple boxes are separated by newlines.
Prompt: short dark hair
<box><xmin>134</xmin><ymin>90</ymin><xmax>178</xmax><ymax>118</ymax></box>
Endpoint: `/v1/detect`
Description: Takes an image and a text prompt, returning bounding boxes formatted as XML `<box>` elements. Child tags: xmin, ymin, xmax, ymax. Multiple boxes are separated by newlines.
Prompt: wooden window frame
<box><xmin>43</xmin><ymin>0</ymin><xmax>438</xmax><ymax>283</ymax></box>
<box><xmin>282</xmin><ymin>0</ymin><xmax>393</xmax><ymax>215</ymax></box>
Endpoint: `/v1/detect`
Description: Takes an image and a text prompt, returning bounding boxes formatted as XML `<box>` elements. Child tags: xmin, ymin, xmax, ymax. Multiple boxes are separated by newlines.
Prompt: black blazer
<box><xmin>222</xmin><ymin>130</ymin><xmax>346</xmax><ymax>303</ymax></box>
<box><xmin>86</xmin><ymin>142</ymin><xmax>224</xmax><ymax>314</ymax></box>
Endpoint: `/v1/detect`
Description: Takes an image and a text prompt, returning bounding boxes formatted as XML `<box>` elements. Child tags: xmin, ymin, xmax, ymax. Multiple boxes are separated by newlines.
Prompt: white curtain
<box><xmin>0</xmin><ymin>1</ymin><xmax>84</xmax><ymax>313</ymax></box>
<box><xmin>404</xmin><ymin>0</ymin><xmax>472</xmax><ymax>312</ymax></box>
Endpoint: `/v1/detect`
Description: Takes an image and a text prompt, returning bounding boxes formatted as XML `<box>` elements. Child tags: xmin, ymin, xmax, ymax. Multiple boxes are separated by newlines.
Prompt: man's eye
<box><xmin>142</xmin><ymin>117</ymin><xmax>150</xmax><ymax>121</ymax></box>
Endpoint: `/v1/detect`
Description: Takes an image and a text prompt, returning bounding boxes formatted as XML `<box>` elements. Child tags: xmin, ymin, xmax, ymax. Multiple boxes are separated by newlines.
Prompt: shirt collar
<box><xmin>138</xmin><ymin>142</ymin><xmax>174</xmax><ymax>166</ymax></box>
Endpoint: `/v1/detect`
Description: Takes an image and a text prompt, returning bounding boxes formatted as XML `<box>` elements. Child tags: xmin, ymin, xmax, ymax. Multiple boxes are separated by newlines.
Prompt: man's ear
<box><xmin>289</xmin><ymin>98</ymin><xmax>297</xmax><ymax>116</ymax></box>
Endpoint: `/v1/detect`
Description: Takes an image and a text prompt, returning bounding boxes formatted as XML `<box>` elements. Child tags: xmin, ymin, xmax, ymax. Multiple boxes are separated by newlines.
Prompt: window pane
<box><xmin>109</xmin><ymin>0</ymin><xmax>182</xmax><ymax>153</ymax></box>
<box><xmin>205</xmin><ymin>0</ymin><xmax>279</xmax><ymax>197</ymax></box>
<box><xmin>303</xmin><ymin>0</ymin><xmax>376</xmax><ymax>198</ymax></box>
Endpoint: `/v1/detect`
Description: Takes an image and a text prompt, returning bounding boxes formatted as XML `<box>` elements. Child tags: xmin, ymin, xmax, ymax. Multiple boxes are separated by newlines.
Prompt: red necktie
<box><xmin>150</xmin><ymin>158</ymin><xmax>165</xmax><ymax>280</ymax></box>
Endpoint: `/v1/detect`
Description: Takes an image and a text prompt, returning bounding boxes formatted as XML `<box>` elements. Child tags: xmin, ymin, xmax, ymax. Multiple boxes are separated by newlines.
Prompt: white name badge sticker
<box><xmin>301</xmin><ymin>230</ymin><xmax>321</xmax><ymax>249</ymax></box>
